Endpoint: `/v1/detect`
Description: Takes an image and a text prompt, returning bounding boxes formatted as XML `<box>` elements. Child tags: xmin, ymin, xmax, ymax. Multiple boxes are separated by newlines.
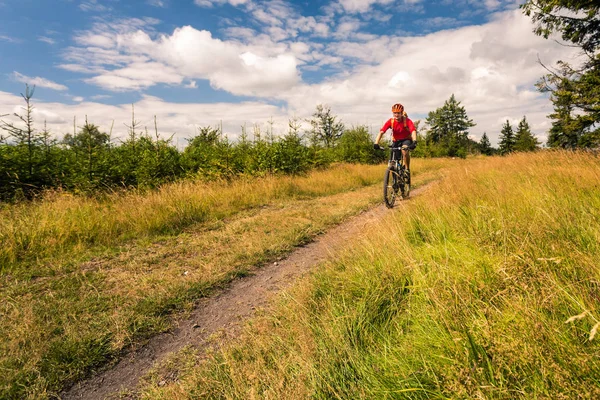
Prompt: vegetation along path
<box><xmin>62</xmin><ymin>182</ymin><xmax>436</xmax><ymax>400</ymax></box>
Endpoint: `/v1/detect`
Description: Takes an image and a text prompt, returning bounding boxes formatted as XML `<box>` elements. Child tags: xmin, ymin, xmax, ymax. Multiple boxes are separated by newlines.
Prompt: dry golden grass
<box><xmin>135</xmin><ymin>151</ymin><xmax>600</xmax><ymax>399</ymax></box>
<box><xmin>0</xmin><ymin>160</ymin><xmax>449</xmax><ymax>399</ymax></box>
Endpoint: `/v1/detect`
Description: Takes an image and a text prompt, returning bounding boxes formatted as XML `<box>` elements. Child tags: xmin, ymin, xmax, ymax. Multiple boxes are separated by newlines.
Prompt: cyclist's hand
<box><xmin>373</xmin><ymin>143</ymin><xmax>382</xmax><ymax>150</ymax></box>
<box><xmin>409</xmin><ymin>140</ymin><xmax>417</xmax><ymax>150</ymax></box>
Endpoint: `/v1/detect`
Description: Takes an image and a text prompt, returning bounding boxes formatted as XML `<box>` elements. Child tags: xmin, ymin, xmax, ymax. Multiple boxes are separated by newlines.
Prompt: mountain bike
<box><xmin>381</xmin><ymin>144</ymin><xmax>411</xmax><ymax>208</ymax></box>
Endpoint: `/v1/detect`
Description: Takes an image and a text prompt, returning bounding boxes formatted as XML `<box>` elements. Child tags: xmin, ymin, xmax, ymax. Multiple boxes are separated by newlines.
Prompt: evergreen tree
<box><xmin>498</xmin><ymin>120</ymin><xmax>516</xmax><ymax>155</ymax></box>
<box><xmin>308</xmin><ymin>104</ymin><xmax>344</xmax><ymax>149</ymax></box>
<box><xmin>521</xmin><ymin>1</ymin><xmax>600</xmax><ymax>148</ymax></box>
<box><xmin>514</xmin><ymin>116</ymin><xmax>540</xmax><ymax>152</ymax></box>
<box><xmin>181</xmin><ymin>126</ymin><xmax>221</xmax><ymax>175</ymax></box>
<box><xmin>479</xmin><ymin>132</ymin><xmax>493</xmax><ymax>155</ymax></box>
<box><xmin>0</xmin><ymin>84</ymin><xmax>39</xmax><ymax>182</ymax></box>
<box><xmin>424</xmin><ymin>94</ymin><xmax>476</xmax><ymax>157</ymax></box>
<box><xmin>544</xmin><ymin>69</ymin><xmax>598</xmax><ymax>148</ymax></box>
<box><xmin>63</xmin><ymin>120</ymin><xmax>111</xmax><ymax>188</ymax></box>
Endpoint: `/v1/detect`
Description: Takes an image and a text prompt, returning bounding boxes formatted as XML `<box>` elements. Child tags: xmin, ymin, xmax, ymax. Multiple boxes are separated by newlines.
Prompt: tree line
<box><xmin>0</xmin><ymin>91</ymin><xmax>386</xmax><ymax>201</ymax></box>
<box><xmin>521</xmin><ymin>0</ymin><xmax>600</xmax><ymax>149</ymax></box>
<box><xmin>414</xmin><ymin>94</ymin><xmax>540</xmax><ymax>158</ymax></box>
<box><xmin>397</xmin><ymin>1</ymin><xmax>600</xmax><ymax>157</ymax></box>
<box><xmin>4</xmin><ymin>0</ymin><xmax>599</xmax><ymax>203</ymax></box>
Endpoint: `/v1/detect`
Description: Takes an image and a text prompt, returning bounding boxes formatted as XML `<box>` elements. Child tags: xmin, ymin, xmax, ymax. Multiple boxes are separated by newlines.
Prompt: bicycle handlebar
<box><xmin>376</xmin><ymin>145</ymin><xmax>410</xmax><ymax>150</ymax></box>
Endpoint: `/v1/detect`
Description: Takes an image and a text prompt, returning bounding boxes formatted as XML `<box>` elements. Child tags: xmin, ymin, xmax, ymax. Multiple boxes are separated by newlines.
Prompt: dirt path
<box><xmin>61</xmin><ymin>185</ymin><xmax>431</xmax><ymax>400</ymax></box>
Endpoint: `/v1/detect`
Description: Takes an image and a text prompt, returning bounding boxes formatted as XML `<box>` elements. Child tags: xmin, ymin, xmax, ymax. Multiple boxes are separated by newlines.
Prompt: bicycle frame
<box><xmin>382</xmin><ymin>145</ymin><xmax>410</xmax><ymax>208</ymax></box>
<box><xmin>388</xmin><ymin>145</ymin><xmax>405</xmax><ymax>171</ymax></box>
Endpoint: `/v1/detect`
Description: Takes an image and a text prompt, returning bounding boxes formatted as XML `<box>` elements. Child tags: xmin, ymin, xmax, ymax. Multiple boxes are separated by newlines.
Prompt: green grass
<box><xmin>136</xmin><ymin>151</ymin><xmax>600</xmax><ymax>399</ymax></box>
<box><xmin>0</xmin><ymin>161</ymin><xmax>449</xmax><ymax>399</ymax></box>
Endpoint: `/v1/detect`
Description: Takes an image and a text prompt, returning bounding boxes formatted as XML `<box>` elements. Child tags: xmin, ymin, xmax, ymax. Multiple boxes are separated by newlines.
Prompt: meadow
<box><xmin>133</xmin><ymin>151</ymin><xmax>600</xmax><ymax>399</ymax></box>
<box><xmin>0</xmin><ymin>160</ymin><xmax>447</xmax><ymax>399</ymax></box>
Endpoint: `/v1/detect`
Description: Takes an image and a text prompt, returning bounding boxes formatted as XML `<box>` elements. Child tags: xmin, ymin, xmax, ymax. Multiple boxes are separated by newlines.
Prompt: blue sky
<box><xmin>0</xmin><ymin>0</ymin><xmax>579</xmax><ymax>145</ymax></box>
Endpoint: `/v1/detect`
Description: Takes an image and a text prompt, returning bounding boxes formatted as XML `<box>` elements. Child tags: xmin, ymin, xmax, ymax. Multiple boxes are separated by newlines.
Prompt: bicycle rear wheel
<box><xmin>383</xmin><ymin>167</ymin><xmax>398</xmax><ymax>208</ymax></box>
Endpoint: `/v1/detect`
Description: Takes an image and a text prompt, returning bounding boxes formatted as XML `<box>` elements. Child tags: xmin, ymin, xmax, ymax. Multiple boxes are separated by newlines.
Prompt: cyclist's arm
<box><xmin>375</xmin><ymin>119</ymin><xmax>391</xmax><ymax>145</ymax></box>
<box><xmin>407</xmin><ymin>119</ymin><xmax>417</xmax><ymax>141</ymax></box>
<box><xmin>375</xmin><ymin>130</ymin><xmax>385</xmax><ymax>145</ymax></box>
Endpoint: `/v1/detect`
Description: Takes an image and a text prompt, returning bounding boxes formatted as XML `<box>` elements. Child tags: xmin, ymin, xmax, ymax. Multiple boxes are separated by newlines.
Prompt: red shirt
<box><xmin>381</xmin><ymin>117</ymin><xmax>415</xmax><ymax>141</ymax></box>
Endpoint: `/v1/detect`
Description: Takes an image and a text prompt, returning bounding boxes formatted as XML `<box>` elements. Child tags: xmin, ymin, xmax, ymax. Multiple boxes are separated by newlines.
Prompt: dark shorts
<box><xmin>392</xmin><ymin>140</ymin><xmax>413</xmax><ymax>160</ymax></box>
<box><xmin>393</xmin><ymin>139</ymin><xmax>413</xmax><ymax>148</ymax></box>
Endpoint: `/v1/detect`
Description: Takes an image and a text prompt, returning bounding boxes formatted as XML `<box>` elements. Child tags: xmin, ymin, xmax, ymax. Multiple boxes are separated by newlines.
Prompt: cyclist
<box><xmin>373</xmin><ymin>103</ymin><xmax>417</xmax><ymax>181</ymax></box>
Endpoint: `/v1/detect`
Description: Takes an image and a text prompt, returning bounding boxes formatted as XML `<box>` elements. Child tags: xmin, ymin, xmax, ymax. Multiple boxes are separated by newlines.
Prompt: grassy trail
<box><xmin>135</xmin><ymin>151</ymin><xmax>600</xmax><ymax>400</ymax></box>
<box><xmin>0</xmin><ymin>161</ymin><xmax>448</xmax><ymax>399</ymax></box>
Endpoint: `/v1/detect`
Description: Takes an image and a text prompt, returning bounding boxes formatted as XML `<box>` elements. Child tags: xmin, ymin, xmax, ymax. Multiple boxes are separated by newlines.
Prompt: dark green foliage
<box><xmin>336</xmin><ymin>126</ymin><xmax>386</xmax><ymax>164</ymax></box>
<box><xmin>62</xmin><ymin>120</ymin><xmax>112</xmax><ymax>189</ymax></box>
<box><xmin>514</xmin><ymin>116</ymin><xmax>541</xmax><ymax>152</ymax></box>
<box><xmin>0</xmin><ymin>98</ymin><xmax>384</xmax><ymax>202</ymax></box>
<box><xmin>521</xmin><ymin>1</ymin><xmax>600</xmax><ymax>53</ymax></box>
<box><xmin>423</xmin><ymin>94</ymin><xmax>476</xmax><ymax>158</ymax></box>
<box><xmin>479</xmin><ymin>132</ymin><xmax>494</xmax><ymax>155</ymax></box>
<box><xmin>272</xmin><ymin>130</ymin><xmax>311</xmax><ymax>174</ymax></box>
<box><xmin>521</xmin><ymin>1</ymin><xmax>600</xmax><ymax>149</ymax></box>
<box><xmin>544</xmin><ymin>62</ymin><xmax>600</xmax><ymax>148</ymax></box>
<box><xmin>498</xmin><ymin>120</ymin><xmax>516</xmax><ymax>155</ymax></box>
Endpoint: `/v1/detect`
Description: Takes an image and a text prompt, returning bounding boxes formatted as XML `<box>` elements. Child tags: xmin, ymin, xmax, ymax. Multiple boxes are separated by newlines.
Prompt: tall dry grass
<box><xmin>0</xmin><ymin>160</ymin><xmax>449</xmax><ymax>399</ymax></box>
<box><xmin>137</xmin><ymin>151</ymin><xmax>600</xmax><ymax>399</ymax></box>
<box><xmin>0</xmin><ymin>164</ymin><xmax>387</xmax><ymax>274</ymax></box>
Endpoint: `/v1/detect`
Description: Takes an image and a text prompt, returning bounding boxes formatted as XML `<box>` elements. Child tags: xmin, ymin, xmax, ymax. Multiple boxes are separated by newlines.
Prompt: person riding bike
<box><xmin>373</xmin><ymin>103</ymin><xmax>417</xmax><ymax>181</ymax></box>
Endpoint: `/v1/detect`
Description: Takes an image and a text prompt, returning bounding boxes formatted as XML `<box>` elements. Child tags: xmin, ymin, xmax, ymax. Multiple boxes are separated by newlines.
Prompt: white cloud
<box><xmin>84</xmin><ymin>62</ymin><xmax>185</xmax><ymax>91</ymax></box>
<box><xmin>79</xmin><ymin>0</ymin><xmax>111</xmax><ymax>12</ymax></box>
<box><xmin>194</xmin><ymin>0</ymin><xmax>251</xmax><ymax>7</ymax></box>
<box><xmin>12</xmin><ymin>72</ymin><xmax>68</xmax><ymax>91</ymax></box>
<box><xmin>334</xmin><ymin>0</ymin><xmax>423</xmax><ymax>13</ymax></box>
<box><xmin>38</xmin><ymin>36</ymin><xmax>57</xmax><ymax>45</ymax></box>
<box><xmin>64</xmin><ymin>23</ymin><xmax>300</xmax><ymax>95</ymax></box>
<box><xmin>276</xmin><ymin>9</ymin><xmax>579</xmax><ymax>146</ymax></box>
<box><xmin>46</xmin><ymin>6</ymin><xmax>580</xmax><ymax>146</ymax></box>
<box><xmin>148</xmin><ymin>0</ymin><xmax>167</xmax><ymax>6</ymax></box>
<box><xmin>0</xmin><ymin>91</ymin><xmax>287</xmax><ymax>144</ymax></box>
<box><xmin>0</xmin><ymin>34</ymin><xmax>19</xmax><ymax>43</ymax></box>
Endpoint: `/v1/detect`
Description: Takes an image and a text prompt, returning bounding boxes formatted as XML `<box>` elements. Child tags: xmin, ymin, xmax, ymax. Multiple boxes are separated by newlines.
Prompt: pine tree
<box><xmin>0</xmin><ymin>84</ymin><xmax>39</xmax><ymax>180</ymax></box>
<box><xmin>479</xmin><ymin>132</ymin><xmax>493</xmax><ymax>155</ymax></box>
<box><xmin>425</xmin><ymin>94</ymin><xmax>476</xmax><ymax>157</ymax></box>
<box><xmin>308</xmin><ymin>104</ymin><xmax>344</xmax><ymax>149</ymax></box>
<box><xmin>545</xmin><ymin>72</ymin><xmax>597</xmax><ymax>148</ymax></box>
<box><xmin>63</xmin><ymin>119</ymin><xmax>111</xmax><ymax>188</ymax></box>
<box><xmin>514</xmin><ymin>116</ymin><xmax>540</xmax><ymax>152</ymax></box>
<box><xmin>521</xmin><ymin>1</ymin><xmax>600</xmax><ymax>149</ymax></box>
<box><xmin>498</xmin><ymin>120</ymin><xmax>515</xmax><ymax>155</ymax></box>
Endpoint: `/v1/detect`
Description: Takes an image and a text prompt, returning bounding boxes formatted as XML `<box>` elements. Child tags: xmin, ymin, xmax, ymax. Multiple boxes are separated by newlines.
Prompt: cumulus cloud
<box><xmin>336</xmin><ymin>0</ymin><xmax>394</xmax><ymax>13</ymax></box>
<box><xmin>64</xmin><ymin>22</ymin><xmax>300</xmax><ymax>95</ymax></box>
<box><xmin>332</xmin><ymin>0</ymin><xmax>423</xmax><ymax>14</ymax></box>
<box><xmin>12</xmin><ymin>72</ymin><xmax>68</xmax><ymax>91</ymax></box>
<box><xmin>277</xmin><ymin>9</ymin><xmax>578</xmax><ymax>145</ymax></box>
<box><xmin>0</xmin><ymin>90</ymin><xmax>287</xmax><ymax>144</ymax></box>
<box><xmin>49</xmin><ymin>4</ymin><xmax>579</xmax><ymax>146</ymax></box>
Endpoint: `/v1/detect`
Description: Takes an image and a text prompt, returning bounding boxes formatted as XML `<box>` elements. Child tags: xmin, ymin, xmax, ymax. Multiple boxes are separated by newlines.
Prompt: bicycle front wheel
<box><xmin>401</xmin><ymin>169</ymin><xmax>410</xmax><ymax>198</ymax></box>
<box><xmin>383</xmin><ymin>167</ymin><xmax>398</xmax><ymax>208</ymax></box>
